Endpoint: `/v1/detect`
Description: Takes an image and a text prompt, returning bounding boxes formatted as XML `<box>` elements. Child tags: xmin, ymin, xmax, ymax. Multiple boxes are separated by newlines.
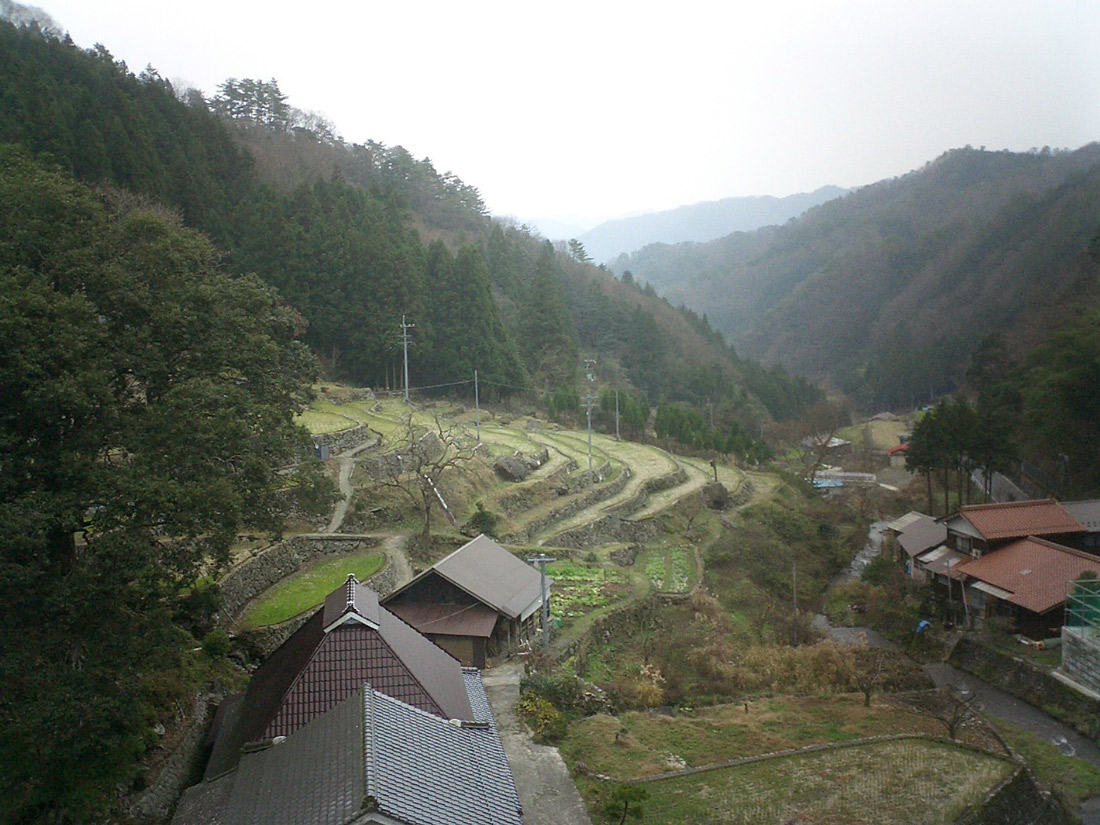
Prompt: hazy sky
<box><xmin>34</xmin><ymin>1</ymin><xmax>1100</xmax><ymax>224</ymax></box>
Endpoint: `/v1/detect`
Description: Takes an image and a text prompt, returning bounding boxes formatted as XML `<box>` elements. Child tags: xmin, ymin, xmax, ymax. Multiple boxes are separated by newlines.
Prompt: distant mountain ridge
<box><xmin>611</xmin><ymin>145</ymin><xmax>1100</xmax><ymax>408</ymax></box>
<box><xmin>578</xmin><ymin>186</ymin><xmax>847</xmax><ymax>262</ymax></box>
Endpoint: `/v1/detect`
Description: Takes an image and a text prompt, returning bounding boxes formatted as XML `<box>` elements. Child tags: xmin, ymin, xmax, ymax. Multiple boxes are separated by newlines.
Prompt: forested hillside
<box><xmin>613</xmin><ymin>145</ymin><xmax>1100</xmax><ymax>408</ymax></box>
<box><xmin>0</xmin><ymin>19</ymin><xmax>818</xmax><ymax>433</ymax></box>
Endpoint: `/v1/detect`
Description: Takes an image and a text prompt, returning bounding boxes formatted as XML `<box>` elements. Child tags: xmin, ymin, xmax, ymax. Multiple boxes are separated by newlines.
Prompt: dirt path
<box><xmin>323</xmin><ymin>438</ymin><xmax>377</xmax><ymax>534</ymax></box>
<box><xmin>482</xmin><ymin>662</ymin><xmax>594</xmax><ymax>825</ymax></box>
<box><xmin>381</xmin><ymin>533</ymin><xmax>413</xmax><ymax>588</ymax></box>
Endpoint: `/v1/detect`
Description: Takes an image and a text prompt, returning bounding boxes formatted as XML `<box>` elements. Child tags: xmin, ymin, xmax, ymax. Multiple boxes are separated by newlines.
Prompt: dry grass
<box><xmin>584</xmin><ymin>738</ymin><xmax>1014</xmax><ymax>824</ymax></box>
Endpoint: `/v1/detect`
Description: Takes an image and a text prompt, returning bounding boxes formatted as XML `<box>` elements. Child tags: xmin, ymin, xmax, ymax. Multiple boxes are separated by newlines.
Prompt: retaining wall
<box><xmin>124</xmin><ymin>690</ymin><xmax>223</xmax><ymax>825</ymax></box>
<box><xmin>500</xmin><ymin>464</ymin><xmax>631</xmax><ymax>544</ymax></box>
<box><xmin>218</xmin><ymin>534</ymin><xmax>381</xmax><ymax>627</ymax></box>
<box><xmin>1062</xmin><ymin>628</ymin><xmax>1100</xmax><ymax>694</ymax></box>
<box><xmin>949</xmin><ymin>636</ymin><xmax>1100</xmax><ymax>742</ymax></box>
<box><xmin>314</xmin><ymin>423</ymin><xmax>374</xmax><ymax>456</ymax></box>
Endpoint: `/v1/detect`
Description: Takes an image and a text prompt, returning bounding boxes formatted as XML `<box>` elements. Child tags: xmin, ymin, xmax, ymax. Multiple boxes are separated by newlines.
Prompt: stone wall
<box><xmin>218</xmin><ymin>534</ymin><xmax>381</xmax><ymax>626</ymax></box>
<box><xmin>949</xmin><ymin>636</ymin><xmax>1100</xmax><ymax>742</ymax></box>
<box><xmin>314</xmin><ymin>423</ymin><xmax>374</xmax><ymax>456</ymax></box>
<box><xmin>1062</xmin><ymin>628</ymin><xmax>1100</xmax><ymax>694</ymax></box>
<box><xmin>125</xmin><ymin>690</ymin><xmax>222</xmax><ymax>825</ymax></box>
<box><xmin>499</xmin><ymin>465</ymin><xmax>632</xmax><ymax>544</ymax></box>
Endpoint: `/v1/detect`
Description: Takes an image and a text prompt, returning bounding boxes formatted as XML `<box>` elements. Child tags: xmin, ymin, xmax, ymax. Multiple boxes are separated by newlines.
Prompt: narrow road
<box><xmin>323</xmin><ymin>438</ymin><xmax>377</xmax><ymax>534</ymax></box>
<box><xmin>925</xmin><ymin>662</ymin><xmax>1100</xmax><ymax>824</ymax></box>
<box><xmin>482</xmin><ymin>661</ymin><xmax>594</xmax><ymax>825</ymax></box>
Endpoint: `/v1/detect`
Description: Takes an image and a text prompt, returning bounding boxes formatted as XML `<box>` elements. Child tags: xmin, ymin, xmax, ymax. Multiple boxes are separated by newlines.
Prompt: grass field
<box><xmin>239</xmin><ymin>550</ymin><xmax>385</xmax><ymax>628</ymax></box>
<box><xmin>581</xmin><ymin>738</ymin><xmax>1013</xmax><ymax>825</ymax></box>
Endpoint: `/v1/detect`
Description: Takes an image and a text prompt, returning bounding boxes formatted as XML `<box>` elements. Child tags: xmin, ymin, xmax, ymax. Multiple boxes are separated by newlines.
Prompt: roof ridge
<box><xmin>961</xmin><ymin>498</ymin><xmax>1057</xmax><ymax>512</ymax></box>
<box><xmin>1026</xmin><ymin>535</ymin><xmax>1100</xmax><ymax>561</ymax></box>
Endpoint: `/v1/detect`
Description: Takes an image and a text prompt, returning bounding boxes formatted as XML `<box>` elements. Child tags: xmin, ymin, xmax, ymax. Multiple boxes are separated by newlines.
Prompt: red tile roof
<box><xmin>955</xmin><ymin>537</ymin><xmax>1100</xmax><ymax>614</ymax></box>
<box><xmin>958</xmin><ymin>499</ymin><xmax>1085</xmax><ymax>541</ymax></box>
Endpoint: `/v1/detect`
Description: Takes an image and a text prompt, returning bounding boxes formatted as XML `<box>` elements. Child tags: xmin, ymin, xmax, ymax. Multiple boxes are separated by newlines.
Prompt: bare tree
<box><xmin>369</xmin><ymin>414</ymin><xmax>481</xmax><ymax>540</ymax></box>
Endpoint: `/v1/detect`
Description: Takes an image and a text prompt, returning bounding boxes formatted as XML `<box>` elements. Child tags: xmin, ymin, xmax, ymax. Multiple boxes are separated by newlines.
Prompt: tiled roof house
<box><xmin>174</xmin><ymin>671</ymin><xmax>522</xmax><ymax>825</ymax></box>
<box><xmin>204</xmin><ymin>575</ymin><xmax>472</xmax><ymax>779</ymax></box>
<box><xmin>944</xmin><ymin>500</ymin><xmax>1085</xmax><ymax>558</ymax></box>
<box><xmin>953</xmin><ymin>536</ymin><xmax>1100</xmax><ymax>638</ymax></box>
<box><xmin>383</xmin><ymin>535</ymin><xmax>549</xmax><ymax>668</ymax></box>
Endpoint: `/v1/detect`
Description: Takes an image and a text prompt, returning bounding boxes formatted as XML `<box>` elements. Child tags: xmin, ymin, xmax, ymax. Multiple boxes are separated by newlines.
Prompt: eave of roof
<box><xmin>958</xmin><ymin>499</ymin><xmax>1085</xmax><ymax>541</ymax></box>
<box><xmin>954</xmin><ymin>536</ymin><xmax>1100</xmax><ymax>614</ymax></box>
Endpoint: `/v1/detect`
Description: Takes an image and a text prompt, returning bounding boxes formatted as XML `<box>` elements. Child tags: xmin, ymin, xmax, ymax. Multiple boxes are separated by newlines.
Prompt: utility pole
<box><xmin>615</xmin><ymin>389</ymin><xmax>620</xmax><ymax>441</ymax></box>
<box><xmin>527</xmin><ymin>554</ymin><xmax>556</xmax><ymax>653</ymax></box>
<box><xmin>474</xmin><ymin>369</ymin><xmax>480</xmax><ymax>442</ymax></box>
<box><xmin>400</xmin><ymin>315</ymin><xmax>415</xmax><ymax>403</ymax></box>
<box><xmin>583</xmin><ymin>359</ymin><xmax>597</xmax><ymax>485</ymax></box>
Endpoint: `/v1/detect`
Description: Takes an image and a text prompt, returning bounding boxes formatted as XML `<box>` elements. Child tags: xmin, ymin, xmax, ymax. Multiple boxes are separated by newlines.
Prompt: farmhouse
<box><xmin>951</xmin><ymin>536</ymin><xmax>1100</xmax><ymax>638</ymax></box>
<box><xmin>202</xmin><ymin>575</ymin><xmax>472</xmax><ymax>780</ymax></box>
<box><xmin>174</xmin><ymin>671</ymin><xmax>522</xmax><ymax>825</ymax></box>
<box><xmin>383</xmin><ymin>534</ymin><xmax>550</xmax><ymax>668</ymax></box>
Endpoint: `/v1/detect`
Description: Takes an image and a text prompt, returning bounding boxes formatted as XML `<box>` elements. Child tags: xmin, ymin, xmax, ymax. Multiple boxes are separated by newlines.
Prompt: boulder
<box><xmin>493</xmin><ymin>454</ymin><xmax>528</xmax><ymax>482</ymax></box>
<box><xmin>702</xmin><ymin>482</ymin><xmax>730</xmax><ymax>510</ymax></box>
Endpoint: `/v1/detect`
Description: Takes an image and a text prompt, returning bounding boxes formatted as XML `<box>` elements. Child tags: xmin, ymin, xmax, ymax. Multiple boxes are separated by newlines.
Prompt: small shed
<box><xmin>383</xmin><ymin>535</ymin><xmax>549</xmax><ymax>667</ymax></box>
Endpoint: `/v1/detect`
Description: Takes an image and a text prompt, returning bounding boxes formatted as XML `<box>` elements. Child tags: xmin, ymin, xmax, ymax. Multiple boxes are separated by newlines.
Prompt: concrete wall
<box><xmin>1062</xmin><ymin>627</ymin><xmax>1100</xmax><ymax>694</ymax></box>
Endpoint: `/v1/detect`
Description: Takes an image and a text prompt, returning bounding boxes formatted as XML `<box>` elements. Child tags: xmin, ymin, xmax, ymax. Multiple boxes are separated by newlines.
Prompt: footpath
<box><xmin>481</xmin><ymin>661</ymin><xmax>594</xmax><ymax>825</ymax></box>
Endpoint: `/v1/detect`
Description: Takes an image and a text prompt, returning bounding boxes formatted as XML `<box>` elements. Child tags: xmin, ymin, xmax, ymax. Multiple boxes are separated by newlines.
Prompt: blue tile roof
<box><xmin>173</xmin><ymin>672</ymin><xmax>522</xmax><ymax>825</ymax></box>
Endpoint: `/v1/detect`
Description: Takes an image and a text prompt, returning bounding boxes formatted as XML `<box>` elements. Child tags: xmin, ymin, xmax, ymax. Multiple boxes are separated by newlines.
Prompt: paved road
<box><xmin>925</xmin><ymin>662</ymin><xmax>1100</xmax><ymax>824</ymax></box>
<box><xmin>482</xmin><ymin>662</ymin><xmax>594</xmax><ymax>825</ymax></box>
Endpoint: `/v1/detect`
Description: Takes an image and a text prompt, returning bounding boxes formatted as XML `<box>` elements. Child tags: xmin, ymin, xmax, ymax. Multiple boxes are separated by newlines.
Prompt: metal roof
<box><xmin>388</xmin><ymin>535</ymin><xmax>547</xmax><ymax>621</ymax></box>
<box><xmin>897</xmin><ymin>515</ymin><xmax>947</xmax><ymax>558</ymax></box>
<box><xmin>174</xmin><ymin>674</ymin><xmax>522</xmax><ymax>825</ymax></box>
<box><xmin>955</xmin><ymin>537</ymin><xmax>1100</xmax><ymax>614</ymax></box>
<box><xmin>385</xmin><ymin>601</ymin><xmax>500</xmax><ymax>638</ymax></box>
<box><xmin>956</xmin><ymin>499</ymin><xmax>1085</xmax><ymax>541</ymax></box>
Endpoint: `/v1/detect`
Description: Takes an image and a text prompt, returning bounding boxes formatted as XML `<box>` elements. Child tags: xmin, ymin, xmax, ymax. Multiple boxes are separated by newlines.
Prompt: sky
<box><xmin>29</xmin><ymin>0</ymin><xmax>1100</xmax><ymax>226</ymax></box>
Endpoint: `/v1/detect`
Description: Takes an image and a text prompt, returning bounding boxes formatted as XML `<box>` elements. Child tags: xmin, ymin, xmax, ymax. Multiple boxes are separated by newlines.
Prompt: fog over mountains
<box><xmin>572</xmin><ymin>186</ymin><xmax>847</xmax><ymax>263</ymax></box>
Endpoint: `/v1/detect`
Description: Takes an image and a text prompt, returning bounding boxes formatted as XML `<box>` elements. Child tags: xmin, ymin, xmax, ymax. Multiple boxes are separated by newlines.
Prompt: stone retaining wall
<box><xmin>218</xmin><ymin>534</ymin><xmax>381</xmax><ymax>627</ymax></box>
<box><xmin>125</xmin><ymin>690</ymin><xmax>223</xmax><ymax>825</ymax></box>
<box><xmin>500</xmin><ymin>465</ymin><xmax>632</xmax><ymax>544</ymax></box>
<box><xmin>314</xmin><ymin>423</ymin><xmax>373</xmax><ymax>456</ymax></box>
<box><xmin>549</xmin><ymin>467</ymin><xmax>688</xmax><ymax>549</ymax></box>
<box><xmin>949</xmin><ymin>636</ymin><xmax>1100</xmax><ymax>742</ymax></box>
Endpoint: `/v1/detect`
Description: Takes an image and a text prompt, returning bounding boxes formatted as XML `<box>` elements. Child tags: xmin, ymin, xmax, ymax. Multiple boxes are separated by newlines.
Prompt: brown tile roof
<box><xmin>955</xmin><ymin>537</ymin><xmax>1100</xmax><ymax>614</ymax></box>
<box><xmin>957</xmin><ymin>499</ymin><xmax>1085</xmax><ymax>541</ymax></box>
<box><xmin>387</xmin><ymin>535</ymin><xmax>546</xmax><ymax>620</ymax></box>
<box><xmin>385</xmin><ymin>601</ymin><xmax>500</xmax><ymax>638</ymax></box>
<box><xmin>204</xmin><ymin>575</ymin><xmax>471</xmax><ymax>778</ymax></box>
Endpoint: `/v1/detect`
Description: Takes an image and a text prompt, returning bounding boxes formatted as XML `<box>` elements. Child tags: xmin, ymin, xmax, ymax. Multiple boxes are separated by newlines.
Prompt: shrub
<box><xmin>201</xmin><ymin>629</ymin><xmax>232</xmax><ymax>659</ymax></box>
<box><xmin>518</xmin><ymin>691</ymin><xmax>568</xmax><ymax>743</ymax></box>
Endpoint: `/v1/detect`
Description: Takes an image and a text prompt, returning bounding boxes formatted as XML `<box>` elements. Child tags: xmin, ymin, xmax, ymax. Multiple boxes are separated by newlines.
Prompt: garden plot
<box><xmin>549</xmin><ymin>561</ymin><xmax>631</xmax><ymax>624</ymax></box>
<box><xmin>644</xmin><ymin>546</ymin><xmax>693</xmax><ymax>593</ymax></box>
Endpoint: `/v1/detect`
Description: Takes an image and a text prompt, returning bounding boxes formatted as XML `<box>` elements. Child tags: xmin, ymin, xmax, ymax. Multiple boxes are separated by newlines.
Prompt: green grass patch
<box><xmin>240</xmin><ymin>550</ymin><xmax>385</xmax><ymax>628</ymax></box>
<box><xmin>295</xmin><ymin>409</ymin><xmax>357</xmax><ymax>435</ymax></box>
<box><xmin>992</xmin><ymin>719</ymin><xmax>1100</xmax><ymax>805</ymax></box>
